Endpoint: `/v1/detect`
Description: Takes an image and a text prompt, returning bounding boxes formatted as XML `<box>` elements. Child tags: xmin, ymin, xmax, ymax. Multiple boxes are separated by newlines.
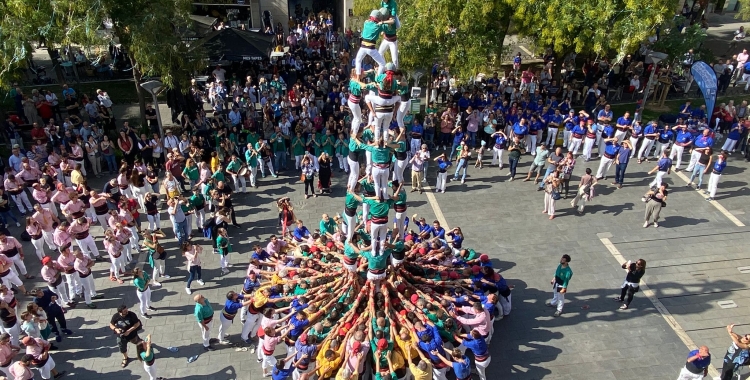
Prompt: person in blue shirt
<box><xmin>614</xmin><ymin>112</ymin><xmax>632</xmax><ymax>142</ymax></box>
<box><xmin>448</xmin><ymin>125</ymin><xmax>466</xmax><ymax>162</ymax></box>
<box><xmin>654</xmin><ymin>125</ymin><xmax>674</xmax><ymax>159</ymax></box>
<box><xmin>670</xmin><ymin>124</ymin><xmax>694</xmax><ymax>170</ymax></box>
<box><xmin>581</xmin><ymin>119</ymin><xmax>598</xmax><ymax>161</ymax></box>
<box><xmin>568</xmin><ymin>120</ymin><xmax>587</xmax><ymax>156</ymax></box>
<box><xmin>595</xmin><ymin>137</ymin><xmax>620</xmax><ymax>179</ymax></box>
<box><xmin>706</xmin><ymin>151</ymin><xmax>728</xmax><ymax>201</ymax></box>
<box><xmin>413</xmin><ymin>215</ymin><xmax>434</xmax><ymax>241</ymax></box>
<box><xmin>598</xmin><ymin>121</ymin><xmax>616</xmax><ymax>156</ymax></box>
<box><xmin>596</xmin><ymin>104</ymin><xmax>614</xmax><ymax>152</ymax></box>
<box><xmin>637</xmin><ymin>121</ymin><xmax>659</xmax><ymax>163</ymax></box>
<box><xmin>561</xmin><ymin>110</ymin><xmax>576</xmax><ymax>149</ymax></box>
<box><xmin>218</xmin><ymin>291</ymin><xmax>251</xmax><ymax>344</ymax></box>
<box><xmin>678</xmin><ymin>101</ymin><xmax>693</xmax><ymax>119</ymax></box>
<box><xmin>528</xmin><ymin>116</ymin><xmax>543</xmax><ymax>154</ymax></box>
<box><xmin>691</xmin><ymin>104</ymin><xmax>707</xmax><ymax>120</ymax></box>
<box><xmin>546</xmin><ymin>109</ymin><xmax>563</xmax><ymax>148</ymax></box>
<box><xmin>677</xmin><ymin>346</ymin><xmax>711</xmax><ymax>379</ymax></box>
<box><xmin>722</xmin><ymin>122</ymin><xmax>743</xmax><ymax>152</ymax></box>
<box><xmin>410</xmin><ymin>121</ymin><xmax>424</xmax><ymax>155</ymax></box>
<box><xmin>613</xmin><ymin>140</ymin><xmax>633</xmax><ymax>188</ymax></box>
<box><xmin>647</xmin><ymin>149</ymin><xmax>672</xmax><ymax>189</ymax></box>
<box><xmin>457</xmin><ymin>92</ymin><xmax>470</xmax><ymax>112</ymax></box>
<box><xmin>272</xmin><ymin>354</ymin><xmax>305</xmax><ymax>380</ymax></box>
<box><xmin>453</xmin><ymin>330</ymin><xmax>491</xmax><ymax>380</ymax></box>
<box><xmin>434</xmin><ymin>153</ymin><xmax>453</xmax><ymax>193</ymax></box>
<box><xmin>433</xmin><ymin>348</ymin><xmax>472</xmax><ymax>380</ymax></box>
<box><xmin>431</xmin><ymin>220</ymin><xmax>446</xmax><ymax>240</ymax></box>
<box><xmin>292</xmin><ymin>220</ymin><xmax>311</xmax><ymax>242</ymax></box>
<box><xmin>686</xmin><ymin>129</ymin><xmax>715</xmax><ymax>172</ymax></box>
<box><xmin>489</xmin><ymin>131</ymin><xmax>508</xmax><ymax>169</ymax></box>
<box><xmin>512</xmin><ymin>118</ymin><xmax>529</xmax><ymax>142</ymax></box>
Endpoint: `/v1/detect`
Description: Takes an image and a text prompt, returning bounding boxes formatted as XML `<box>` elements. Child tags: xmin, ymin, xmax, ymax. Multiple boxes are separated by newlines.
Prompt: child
<box><xmin>474</xmin><ymin>140</ymin><xmax>486</xmax><ymax>168</ymax></box>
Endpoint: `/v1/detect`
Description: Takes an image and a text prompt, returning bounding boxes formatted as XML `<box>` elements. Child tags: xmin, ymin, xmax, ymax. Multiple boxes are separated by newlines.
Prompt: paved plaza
<box><xmin>9</xmin><ymin>145</ymin><xmax>750</xmax><ymax>380</ymax></box>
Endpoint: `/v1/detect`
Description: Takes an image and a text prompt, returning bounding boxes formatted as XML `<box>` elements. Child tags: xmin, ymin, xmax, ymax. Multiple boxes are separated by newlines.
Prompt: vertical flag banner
<box><xmin>690</xmin><ymin>61</ymin><xmax>718</xmax><ymax>116</ymax></box>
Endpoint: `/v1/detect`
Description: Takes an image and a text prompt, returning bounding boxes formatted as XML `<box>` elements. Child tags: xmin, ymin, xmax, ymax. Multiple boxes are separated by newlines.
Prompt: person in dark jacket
<box><xmin>614</xmin><ymin>259</ymin><xmax>646</xmax><ymax>310</ymax></box>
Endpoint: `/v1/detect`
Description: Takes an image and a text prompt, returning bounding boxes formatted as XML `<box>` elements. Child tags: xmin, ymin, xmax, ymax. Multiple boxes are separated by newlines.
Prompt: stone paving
<box><xmin>5</xmin><ymin>141</ymin><xmax>750</xmax><ymax>380</ymax></box>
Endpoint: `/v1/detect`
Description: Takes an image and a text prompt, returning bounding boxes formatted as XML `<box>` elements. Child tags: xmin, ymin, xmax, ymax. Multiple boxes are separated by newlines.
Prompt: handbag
<box><xmin>551</xmin><ymin>190</ymin><xmax>561</xmax><ymax>200</ymax></box>
<box><xmin>300</xmin><ymin>173</ymin><xmax>306</xmax><ymax>182</ymax></box>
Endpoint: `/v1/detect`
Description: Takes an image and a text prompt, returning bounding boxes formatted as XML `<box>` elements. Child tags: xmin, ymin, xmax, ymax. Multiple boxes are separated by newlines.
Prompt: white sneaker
<box><xmin>653</xmin><ymin>222</ymin><xmax>659</xmax><ymax>228</ymax></box>
<box><xmin>197</xmin><ymin>279</ymin><xmax>205</xmax><ymax>286</ymax></box>
<box><xmin>185</xmin><ymin>287</ymin><xmax>192</xmax><ymax>295</ymax></box>
<box><xmin>162</xmin><ymin>274</ymin><xmax>171</xmax><ymax>279</ymax></box>
<box><xmin>643</xmin><ymin>221</ymin><xmax>649</xmax><ymax>228</ymax></box>
<box><xmin>219</xmin><ymin>339</ymin><xmax>230</xmax><ymax>345</ymax></box>
<box><xmin>152</xmin><ymin>281</ymin><xmax>162</xmax><ymax>287</ymax></box>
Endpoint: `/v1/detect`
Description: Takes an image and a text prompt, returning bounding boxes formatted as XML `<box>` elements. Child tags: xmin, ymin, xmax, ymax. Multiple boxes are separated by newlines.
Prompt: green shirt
<box><xmin>359</xmin><ymin>178</ymin><xmax>375</xmax><ymax>194</ymax></box>
<box><xmin>370</xmin><ymin>340</ymin><xmax>394</xmax><ymax>367</ymax></box>
<box><xmin>375</xmin><ymin>73</ymin><xmax>398</xmax><ymax>94</ymax></box>
<box><xmin>335</xmin><ymin>138</ymin><xmax>349</xmax><ymax>156</ymax></box>
<box><xmin>140</xmin><ymin>350</ymin><xmax>154</xmax><ymax>362</ymax></box>
<box><xmin>360</xmin><ymin>249</ymin><xmax>388</xmax><ymax>270</ymax></box>
<box><xmin>349</xmin><ymin>138</ymin><xmax>363</xmax><ymax>153</ymax></box>
<box><xmin>381</xmin><ymin>0</ymin><xmax>398</xmax><ymax>16</ymax></box>
<box><xmin>292</xmin><ymin>137</ymin><xmax>306</xmax><ymax>156</ymax></box>
<box><xmin>321</xmin><ymin>135</ymin><xmax>335</xmax><ymax>156</ymax></box>
<box><xmin>320</xmin><ymin>219</ymin><xmax>337</xmax><ymax>236</ymax></box>
<box><xmin>189</xmin><ymin>193</ymin><xmax>205</xmax><ymax>210</ymax></box>
<box><xmin>395</xmin><ymin>190</ymin><xmax>406</xmax><ymax>206</ymax></box>
<box><xmin>532</xmin><ymin>147</ymin><xmax>549</xmax><ymax>166</ymax></box>
<box><xmin>183</xmin><ymin>166</ymin><xmax>199</xmax><ymax>180</ymax></box>
<box><xmin>362</xmin><ymin>129</ymin><xmax>374</xmax><ymax>144</ymax></box>
<box><xmin>245</xmin><ymin>150</ymin><xmax>258</xmax><ymax>167</ymax></box>
<box><xmin>217</xmin><ymin>235</ymin><xmax>232</xmax><ymax>255</ymax></box>
<box><xmin>364</xmin><ymin>198</ymin><xmax>393</xmax><ymax>218</ymax></box>
<box><xmin>247</xmin><ymin>133</ymin><xmax>259</xmax><ymax>147</ymax></box>
<box><xmin>364</xmin><ymin>145</ymin><xmax>392</xmax><ymax>164</ymax></box>
<box><xmin>344</xmin><ymin>242</ymin><xmax>360</xmax><ymax>259</ymax></box>
<box><xmin>271</xmin><ymin>133</ymin><xmax>287</xmax><ymax>152</ymax></box>
<box><xmin>554</xmin><ymin>264</ymin><xmax>573</xmax><ymax>288</ymax></box>
<box><xmin>211</xmin><ymin>170</ymin><xmax>225</xmax><ymax>182</ymax></box>
<box><xmin>194</xmin><ymin>299</ymin><xmax>214</xmax><ymax>323</ymax></box>
<box><xmin>226</xmin><ymin>159</ymin><xmax>242</xmax><ymax>172</ymax></box>
<box><xmin>293</xmin><ymin>285</ymin><xmax>308</xmax><ymax>296</ymax></box>
<box><xmin>362</xmin><ymin>20</ymin><xmax>383</xmax><ymax>41</ymax></box>
<box><xmin>345</xmin><ymin>193</ymin><xmax>362</xmax><ymax>210</ymax></box>
<box><xmin>133</xmin><ymin>273</ymin><xmax>150</xmax><ymax>291</ymax></box>
<box><xmin>395</xmin><ymin>141</ymin><xmax>407</xmax><ymax>153</ymax></box>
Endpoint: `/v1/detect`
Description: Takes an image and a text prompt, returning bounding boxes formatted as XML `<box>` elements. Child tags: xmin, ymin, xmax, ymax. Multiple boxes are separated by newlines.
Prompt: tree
<box><xmin>652</xmin><ymin>16</ymin><xmax>711</xmax><ymax>66</ymax></box>
<box><xmin>505</xmin><ymin>0</ymin><xmax>679</xmax><ymax>63</ymax></box>
<box><xmin>353</xmin><ymin>0</ymin><xmax>513</xmax><ymax>81</ymax></box>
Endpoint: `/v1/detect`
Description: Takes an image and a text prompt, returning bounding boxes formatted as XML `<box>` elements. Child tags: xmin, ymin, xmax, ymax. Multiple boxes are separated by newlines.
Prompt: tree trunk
<box><xmin>131</xmin><ymin>56</ymin><xmax>147</xmax><ymax>126</ymax></box>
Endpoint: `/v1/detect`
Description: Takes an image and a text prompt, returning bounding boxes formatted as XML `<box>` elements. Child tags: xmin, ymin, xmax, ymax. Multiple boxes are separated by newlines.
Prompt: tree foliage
<box><xmin>652</xmin><ymin>16</ymin><xmax>711</xmax><ymax>64</ymax></box>
<box><xmin>353</xmin><ymin>0</ymin><xmax>512</xmax><ymax>80</ymax></box>
<box><xmin>505</xmin><ymin>0</ymin><xmax>679</xmax><ymax>62</ymax></box>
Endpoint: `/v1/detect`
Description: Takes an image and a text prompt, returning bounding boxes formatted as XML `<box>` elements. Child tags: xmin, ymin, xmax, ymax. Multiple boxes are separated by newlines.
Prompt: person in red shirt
<box><xmin>30</xmin><ymin>123</ymin><xmax>47</xmax><ymax>144</ymax></box>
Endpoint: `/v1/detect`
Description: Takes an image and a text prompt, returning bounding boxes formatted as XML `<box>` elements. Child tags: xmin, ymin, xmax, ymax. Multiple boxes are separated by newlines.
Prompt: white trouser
<box><xmin>638</xmin><ymin>139</ymin><xmax>655</xmax><ymax>160</ymax></box>
<box><xmin>293</xmin><ymin>366</ymin><xmax>313</xmax><ymax>380</ymax></box>
<box><xmin>374</xmin><ymin>111</ymin><xmax>394</xmax><ymax>142</ymax></box>
<box><xmin>544</xmin><ymin>192</ymin><xmax>556</xmax><ymax>215</ymax></box>
<box><xmin>194</xmin><ymin>209</ymin><xmax>205</xmax><ymax>231</ymax></box>
<box><xmin>143</xmin><ymin>361</ymin><xmax>157</xmax><ymax>380</ymax></box>
<box><xmin>218</xmin><ymin>313</ymin><xmax>234</xmax><ymax>340</ymax></box>
<box><xmin>499</xmin><ymin>294</ymin><xmax>512</xmax><ymax>316</ymax></box>
<box><xmin>249</xmin><ymin>165</ymin><xmax>258</xmax><ymax>187</ymax></box>
<box><xmin>42</xmin><ymin>230</ymin><xmax>56</xmax><ymax>250</ymax></box>
<box><xmin>219</xmin><ymin>254</ymin><xmax>229</xmax><ymax>270</ymax></box>
<box><xmin>199</xmin><ymin>319</ymin><xmax>213</xmax><ymax>347</ymax></box>
<box><xmin>550</xmin><ymin>289</ymin><xmax>565</xmax><ymax>312</ymax></box>
<box><xmin>75</xmin><ymin>235</ymin><xmax>100</xmax><ymax>258</ymax></box>
<box><xmin>232</xmin><ymin>174</ymin><xmax>247</xmax><ymax>193</ymax></box>
<box><xmin>33</xmin><ymin>353</ymin><xmax>56</xmax><ymax>379</ymax></box>
<box><xmin>48</xmin><ymin>281</ymin><xmax>69</xmax><ymax>306</ymax></box>
<box><xmin>685</xmin><ymin>149</ymin><xmax>702</xmax><ymax>172</ymax></box>
<box><xmin>371</xmin><ymin>222</ymin><xmax>388</xmax><ymax>255</ymax></box>
<box><xmin>596</xmin><ymin>156</ymin><xmax>614</xmax><ymax>178</ymax></box>
<box><xmin>122</xmin><ymin>244</ymin><xmax>133</xmax><ymax>263</ymax></box>
<box><xmin>546</xmin><ymin>128</ymin><xmax>558</xmax><ymax>147</ymax></box>
<box><xmin>355</xmin><ymin>47</ymin><xmax>386</xmax><ymax>76</ymax></box>
<box><xmin>129</xmin><ymin>226</ymin><xmax>139</xmax><ymax>248</ymax></box>
<box><xmin>365</xmin><ymin>150</ymin><xmax>372</xmax><ymax>175</ymax></box>
<box><xmin>11</xmin><ymin>192</ymin><xmax>32</xmax><ymax>213</ymax></box>
<box><xmin>8</xmin><ymin>254</ymin><xmax>26</xmax><ymax>276</ymax></box>
<box><xmin>562</xmin><ymin>130</ymin><xmax>571</xmax><ymax>147</ymax></box>
<box><xmin>0</xmin><ymin>323</ymin><xmax>19</xmax><ymax>350</ymax></box>
<box><xmin>294</xmin><ymin>155</ymin><xmax>303</xmax><ymax>170</ymax></box>
<box><xmin>722</xmin><ymin>138</ymin><xmax>738</xmax><ymax>152</ymax></box>
<box><xmin>676</xmin><ymin>367</ymin><xmax>705</xmax><ymax>380</ymax></box>
<box><xmin>259</xmin><ymin>158</ymin><xmax>276</xmax><ymax>177</ymax></box>
<box><xmin>96</xmin><ymin>214</ymin><xmax>109</xmax><ymax>229</ymax></box>
<box><xmin>63</xmin><ymin>272</ymin><xmax>82</xmax><ymax>300</ymax></box>
<box><xmin>708</xmin><ymin>172</ymin><xmax>721</xmax><ymax>198</ymax></box>
<box><xmin>654</xmin><ymin>141</ymin><xmax>670</xmax><ymax>158</ymax></box>
<box><xmin>475</xmin><ymin>356</ymin><xmax>492</xmax><ymax>380</ymax></box>
<box><xmin>31</xmin><ymin>237</ymin><xmax>47</xmax><ymax>260</ymax></box>
<box><xmin>185</xmin><ymin>214</ymin><xmax>193</xmax><ymax>234</ymax></box>
<box><xmin>147</xmin><ymin>213</ymin><xmax>162</xmax><ymax>232</ymax></box>
<box><xmin>568</xmin><ymin>137</ymin><xmax>582</xmax><ymax>155</ymax></box>
<box><xmin>350</xmin><ymin>102</ymin><xmax>362</xmax><ymax>134</ymax></box>
<box><xmin>110</xmin><ymin>254</ymin><xmax>126</xmax><ymax>278</ymax></box>
<box><xmin>526</xmin><ymin>134</ymin><xmax>538</xmax><ymax>154</ymax></box>
<box><xmin>614</xmin><ymin>130</ymin><xmax>627</xmax><ymax>143</ymax></box>
<box><xmin>347</xmin><ymin>158</ymin><xmax>360</xmax><ymax>189</ymax></box>
<box><xmin>261</xmin><ymin>348</ymin><xmax>278</xmax><ymax>371</ymax></box>
<box><xmin>152</xmin><ymin>259</ymin><xmax>166</xmax><ymax>280</ymax></box>
<box><xmin>79</xmin><ymin>273</ymin><xmax>96</xmax><ymax>304</ymax></box>
<box><xmin>436</xmin><ymin>171</ymin><xmax>448</xmax><ymax>191</ymax></box>
<box><xmin>339</xmin><ymin>211</ymin><xmax>355</xmax><ymax>243</ymax></box>
<box><xmin>240</xmin><ymin>312</ymin><xmax>260</xmax><ymax>341</ymax></box>
<box><xmin>669</xmin><ymin>145</ymin><xmax>685</xmax><ymax>169</ymax></box>
<box><xmin>362</xmin><ymin>202</ymin><xmax>370</xmax><ymax>224</ymax></box>
<box><xmin>86</xmin><ymin>205</ymin><xmax>96</xmax><ymax>221</ymax></box>
<box><xmin>41</xmin><ymin>202</ymin><xmax>58</xmax><ymax>218</ymax></box>
<box><xmin>396</xmin><ymin>98</ymin><xmax>411</xmax><ymax>129</ymax></box>
<box><xmin>629</xmin><ymin>137</ymin><xmax>641</xmax><ymax>157</ymax></box>
<box><xmin>432</xmin><ymin>365</ymin><xmax>449</xmax><ymax>380</ymax></box>
<box><xmin>597</xmin><ymin>130</ymin><xmax>606</xmax><ymax>154</ymax></box>
<box><xmin>336</xmin><ymin>154</ymin><xmax>348</xmax><ymax>172</ymax></box>
<box><xmin>136</xmin><ymin>287</ymin><xmax>152</xmax><ymax>316</ymax></box>
<box><xmin>372</xmin><ymin>165</ymin><xmax>390</xmax><ymax>200</ymax></box>
<box><xmin>394</xmin><ymin>211</ymin><xmax>406</xmax><ymax>240</ymax></box>
<box><xmin>378</xmin><ymin>38</ymin><xmax>399</xmax><ymax>67</ymax></box>
<box><xmin>131</xmin><ymin>185</ymin><xmax>147</xmax><ymax>211</ymax></box>
<box><xmin>582</xmin><ymin>137</ymin><xmax>596</xmax><ymax>159</ymax></box>
<box><xmin>744</xmin><ymin>73</ymin><xmax>750</xmax><ymax>90</ymax></box>
<box><xmin>649</xmin><ymin>171</ymin><xmax>667</xmax><ymax>188</ymax></box>
<box><xmin>392</xmin><ymin>159</ymin><xmax>407</xmax><ymax>184</ymax></box>
<box><xmin>120</xmin><ymin>186</ymin><xmax>133</xmax><ymax>199</ymax></box>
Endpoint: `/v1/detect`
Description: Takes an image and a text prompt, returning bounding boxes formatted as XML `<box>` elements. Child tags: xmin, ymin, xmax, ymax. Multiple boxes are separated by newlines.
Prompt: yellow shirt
<box><xmin>394</xmin><ymin>334</ymin><xmax>419</xmax><ymax>363</ymax></box>
<box><xmin>210</xmin><ymin>157</ymin><xmax>220</xmax><ymax>173</ymax></box>
<box><xmin>252</xmin><ymin>291</ymin><xmax>269</xmax><ymax>308</ymax></box>
<box><xmin>71</xmin><ymin>170</ymin><xmax>84</xmax><ymax>186</ymax></box>
<box><xmin>316</xmin><ymin>352</ymin><xmax>342</xmax><ymax>379</ymax></box>
<box><xmin>335</xmin><ymin>366</ymin><xmax>358</xmax><ymax>380</ymax></box>
<box><xmin>409</xmin><ymin>361</ymin><xmax>433</xmax><ymax>380</ymax></box>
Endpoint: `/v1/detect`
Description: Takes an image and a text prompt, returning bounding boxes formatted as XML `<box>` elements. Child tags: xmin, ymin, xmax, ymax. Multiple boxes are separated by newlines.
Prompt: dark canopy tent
<box><xmin>191</xmin><ymin>28</ymin><xmax>273</xmax><ymax>62</ymax></box>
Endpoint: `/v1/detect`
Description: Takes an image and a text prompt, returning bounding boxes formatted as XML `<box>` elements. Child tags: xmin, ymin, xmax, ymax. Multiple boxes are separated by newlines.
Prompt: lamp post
<box><xmin>642</xmin><ymin>52</ymin><xmax>668</xmax><ymax>110</ymax></box>
<box><xmin>139</xmin><ymin>80</ymin><xmax>165</xmax><ymax>137</ymax></box>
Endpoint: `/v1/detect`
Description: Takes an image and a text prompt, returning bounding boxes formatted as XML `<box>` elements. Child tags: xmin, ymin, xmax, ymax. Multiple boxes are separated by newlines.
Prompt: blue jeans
<box><xmin>186</xmin><ymin>265</ymin><xmax>202</xmax><ymax>288</ymax></box>
<box><xmin>454</xmin><ymin>158</ymin><xmax>468</xmax><ymax>181</ymax></box>
<box><xmin>615</xmin><ymin>162</ymin><xmax>628</xmax><ymax>185</ymax></box>
<box><xmin>173</xmin><ymin>218</ymin><xmax>189</xmax><ymax>245</ymax></box>
<box><xmin>509</xmin><ymin>156</ymin><xmax>520</xmax><ymax>177</ymax></box>
<box><xmin>440</xmin><ymin>132</ymin><xmax>452</xmax><ymax>147</ymax></box>
<box><xmin>274</xmin><ymin>151</ymin><xmax>287</xmax><ymax>170</ymax></box>
<box><xmin>689</xmin><ymin>164</ymin><xmax>707</xmax><ymax>187</ymax></box>
<box><xmin>103</xmin><ymin>154</ymin><xmax>117</xmax><ymax>173</ymax></box>
<box><xmin>538</xmin><ymin>166</ymin><xmax>555</xmax><ymax>188</ymax></box>
<box><xmin>0</xmin><ymin>210</ymin><xmax>19</xmax><ymax>225</ymax></box>
<box><xmin>424</xmin><ymin>129</ymin><xmax>435</xmax><ymax>148</ymax></box>
<box><xmin>449</xmin><ymin>142</ymin><xmax>461</xmax><ymax>161</ymax></box>
<box><xmin>467</xmin><ymin>131</ymin><xmax>477</xmax><ymax>147</ymax></box>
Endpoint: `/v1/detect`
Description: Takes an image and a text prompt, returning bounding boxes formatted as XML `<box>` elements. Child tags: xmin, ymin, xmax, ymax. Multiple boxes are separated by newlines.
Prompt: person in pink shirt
<box><xmin>74</xmin><ymin>249</ymin><xmax>100</xmax><ymax>308</ymax></box>
<box><xmin>117</xmin><ymin>167</ymin><xmax>132</xmax><ymax>198</ymax></box>
<box><xmin>17</xmin><ymin>161</ymin><xmax>41</xmax><ymax>188</ymax></box>
<box><xmin>25</xmin><ymin>217</ymin><xmax>48</xmax><ymax>261</ymax></box>
<box><xmin>21</xmin><ymin>336</ymin><xmax>65</xmax><ymax>379</ymax></box>
<box><xmin>0</xmin><ymin>332</ymin><xmax>19</xmax><ymax>378</ymax></box>
<box><xmin>453</xmin><ymin>302</ymin><xmax>490</xmax><ymax>341</ymax></box>
<box><xmin>69</xmin><ymin>141</ymin><xmax>86</xmax><ymax>176</ymax></box>
<box><xmin>52</xmin><ymin>222</ymin><xmax>72</xmax><ymax>253</ymax></box>
<box><xmin>103</xmin><ymin>229</ymin><xmax>127</xmax><ymax>283</ymax></box>
<box><xmin>50</xmin><ymin>183</ymin><xmax>75</xmax><ymax>217</ymax></box>
<box><xmin>67</xmin><ymin>217</ymin><xmax>100</xmax><ymax>259</ymax></box>
<box><xmin>118</xmin><ymin>206</ymin><xmax>140</xmax><ymax>249</ymax></box>
<box><xmin>47</xmin><ymin>151</ymin><xmax>63</xmax><ymax>183</ymax></box>
<box><xmin>3</xmin><ymin>174</ymin><xmax>32</xmax><ymax>214</ymax></box>
<box><xmin>0</xmin><ymin>232</ymin><xmax>32</xmax><ymax>280</ymax></box>
<box><xmin>61</xmin><ymin>192</ymin><xmax>86</xmax><ymax>220</ymax></box>
<box><xmin>115</xmin><ymin>223</ymin><xmax>134</xmax><ymax>263</ymax></box>
<box><xmin>56</xmin><ymin>247</ymin><xmax>81</xmax><ymax>302</ymax></box>
<box><xmin>183</xmin><ymin>242</ymin><xmax>203</xmax><ymax>295</ymax></box>
<box><xmin>260</xmin><ymin>325</ymin><xmax>291</xmax><ymax>376</ymax></box>
<box><xmin>9</xmin><ymin>354</ymin><xmax>35</xmax><ymax>380</ymax></box>
<box><xmin>266</xmin><ymin>235</ymin><xmax>288</xmax><ymax>257</ymax></box>
<box><xmin>32</xmin><ymin>183</ymin><xmax>57</xmax><ymax>218</ymax></box>
<box><xmin>89</xmin><ymin>191</ymin><xmax>111</xmax><ymax>227</ymax></box>
<box><xmin>40</xmin><ymin>257</ymin><xmax>69</xmax><ymax>306</ymax></box>
<box><xmin>59</xmin><ymin>155</ymin><xmax>75</xmax><ymax>187</ymax></box>
<box><xmin>32</xmin><ymin>204</ymin><xmax>58</xmax><ymax>253</ymax></box>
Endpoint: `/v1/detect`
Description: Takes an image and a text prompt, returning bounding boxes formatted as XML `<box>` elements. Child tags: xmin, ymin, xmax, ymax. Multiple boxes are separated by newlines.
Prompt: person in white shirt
<box><xmin>628</xmin><ymin>75</ymin><xmax>640</xmax><ymax>92</ymax></box>
<box><xmin>97</xmin><ymin>90</ymin><xmax>113</xmax><ymax>109</ymax></box>
<box><xmin>163</xmin><ymin>129</ymin><xmax>179</xmax><ymax>152</ymax></box>
<box><xmin>212</xmin><ymin>65</ymin><xmax>226</xmax><ymax>82</ymax></box>
<box><xmin>736</xmin><ymin>49</ymin><xmax>749</xmax><ymax>82</ymax></box>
